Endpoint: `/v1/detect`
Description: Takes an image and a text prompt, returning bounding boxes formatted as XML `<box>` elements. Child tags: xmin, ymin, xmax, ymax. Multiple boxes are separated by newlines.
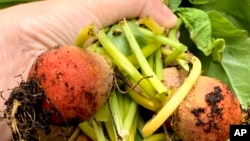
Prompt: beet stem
<box><xmin>121</xmin><ymin>19</ymin><xmax>168</xmax><ymax>95</ymax></box>
<box><xmin>92</xmin><ymin>118</ymin><xmax>107</xmax><ymax>141</ymax></box>
<box><xmin>142</xmin><ymin>53</ymin><xmax>202</xmax><ymax>136</ymax></box>
<box><xmin>78</xmin><ymin>121</ymin><xmax>97</xmax><ymax>141</ymax></box>
<box><xmin>75</xmin><ymin>23</ymin><xmax>95</xmax><ymax>48</ymax></box>
<box><xmin>137</xmin><ymin>16</ymin><xmax>165</xmax><ymax>34</ymax></box>
<box><xmin>98</xmin><ymin>29</ymin><xmax>156</xmax><ymax>98</ymax></box>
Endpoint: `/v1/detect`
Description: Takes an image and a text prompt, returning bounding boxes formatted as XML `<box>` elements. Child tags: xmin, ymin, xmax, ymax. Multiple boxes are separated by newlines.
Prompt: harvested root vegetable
<box><xmin>4</xmin><ymin>45</ymin><xmax>113</xmax><ymax>140</ymax></box>
<box><xmin>171</xmin><ymin>76</ymin><xmax>242</xmax><ymax>141</ymax></box>
<box><xmin>28</xmin><ymin>45</ymin><xmax>113</xmax><ymax>125</ymax></box>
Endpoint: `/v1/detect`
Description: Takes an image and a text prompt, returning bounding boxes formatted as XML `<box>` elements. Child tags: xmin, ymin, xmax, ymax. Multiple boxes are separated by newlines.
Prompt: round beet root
<box><xmin>28</xmin><ymin>45</ymin><xmax>113</xmax><ymax>125</ymax></box>
<box><xmin>171</xmin><ymin>76</ymin><xmax>242</xmax><ymax>141</ymax></box>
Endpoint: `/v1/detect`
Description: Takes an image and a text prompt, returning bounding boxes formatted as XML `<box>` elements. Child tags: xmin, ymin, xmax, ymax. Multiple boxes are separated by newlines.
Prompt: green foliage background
<box><xmin>169</xmin><ymin>0</ymin><xmax>250</xmax><ymax>109</ymax></box>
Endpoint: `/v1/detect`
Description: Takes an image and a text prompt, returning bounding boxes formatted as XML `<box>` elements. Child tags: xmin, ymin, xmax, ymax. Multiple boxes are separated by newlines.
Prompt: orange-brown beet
<box><xmin>171</xmin><ymin>76</ymin><xmax>242</xmax><ymax>141</ymax></box>
<box><xmin>28</xmin><ymin>45</ymin><xmax>113</xmax><ymax>125</ymax></box>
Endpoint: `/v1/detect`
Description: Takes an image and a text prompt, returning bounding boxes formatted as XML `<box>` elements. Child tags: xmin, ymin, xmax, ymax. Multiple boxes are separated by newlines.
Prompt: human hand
<box><xmin>0</xmin><ymin>0</ymin><xmax>177</xmax><ymax>140</ymax></box>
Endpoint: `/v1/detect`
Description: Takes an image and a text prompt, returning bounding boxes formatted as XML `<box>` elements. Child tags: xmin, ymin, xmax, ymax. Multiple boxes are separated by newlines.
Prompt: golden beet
<box><xmin>171</xmin><ymin>76</ymin><xmax>242</xmax><ymax>141</ymax></box>
<box><xmin>28</xmin><ymin>45</ymin><xmax>113</xmax><ymax>125</ymax></box>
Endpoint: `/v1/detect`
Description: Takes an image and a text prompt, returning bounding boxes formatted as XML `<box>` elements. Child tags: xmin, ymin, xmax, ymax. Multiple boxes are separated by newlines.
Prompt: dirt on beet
<box><xmin>4</xmin><ymin>78</ymin><xmax>54</xmax><ymax>141</ymax></box>
<box><xmin>190</xmin><ymin>86</ymin><xmax>224</xmax><ymax>132</ymax></box>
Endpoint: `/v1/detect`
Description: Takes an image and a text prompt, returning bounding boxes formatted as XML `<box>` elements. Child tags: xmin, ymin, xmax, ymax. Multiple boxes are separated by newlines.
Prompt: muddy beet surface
<box><xmin>191</xmin><ymin>86</ymin><xmax>224</xmax><ymax>132</ymax></box>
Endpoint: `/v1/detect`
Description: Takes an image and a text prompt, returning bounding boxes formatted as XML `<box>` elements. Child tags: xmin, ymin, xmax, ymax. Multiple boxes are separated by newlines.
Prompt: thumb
<box><xmin>139</xmin><ymin>0</ymin><xmax>178</xmax><ymax>28</ymax></box>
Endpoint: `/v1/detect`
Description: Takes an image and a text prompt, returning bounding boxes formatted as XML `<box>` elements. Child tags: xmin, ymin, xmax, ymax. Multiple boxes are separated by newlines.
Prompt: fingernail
<box><xmin>161</xmin><ymin>6</ymin><xmax>178</xmax><ymax>28</ymax></box>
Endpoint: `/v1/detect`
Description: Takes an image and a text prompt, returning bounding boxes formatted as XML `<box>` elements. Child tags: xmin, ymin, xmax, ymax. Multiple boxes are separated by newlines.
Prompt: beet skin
<box><xmin>28</xmin><ymin>45</ymin><xmax>113</xmax><ymax>125</ymax></box>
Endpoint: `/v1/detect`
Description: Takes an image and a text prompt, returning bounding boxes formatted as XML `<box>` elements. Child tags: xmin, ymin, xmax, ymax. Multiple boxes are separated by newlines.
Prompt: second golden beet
<box><xmin>171</xmin><ymin>76</ymin><xmax>242</xmax><ymax>141</ymax></box>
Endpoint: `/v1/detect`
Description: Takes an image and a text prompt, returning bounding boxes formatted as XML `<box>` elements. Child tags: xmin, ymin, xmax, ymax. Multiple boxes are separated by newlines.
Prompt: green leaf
<box><xmin>189</xmin><ymin>0</ymin><xmax>211</xmax><ymax>4</ymax></box>
<box><xmin>221</xmin><ymin>38</ymin><xmax>250</xmax><ymax>109</ymax></box>
<box><xmin>208</xmin><ymin>10</ymin><xmax>248</xmax><ymax>41</ymax></box>
<box><xmin>201</xmin><ymin>58</ymin><xmax>230</xmax><ymax>87</ymax></box>
<box><xmin>175</xmin><ymin>7</ymin><xmax>213</xmax><ymax>56</ymax></box>
<box><xmin>168</xmin><ymin>0</ymin><xmax>182</xmax><ymax>10</ymax></box>
<box><xmin>107</xmin><ymin>24</ymin><xmax>132</xmax><ymax>56</ymax></box>
<box><xmin>175</xmin><ymin>6</ymin><xmax>250</xmax><ymax>108</ymax></box>
<box><xmin>196</xmin><ymin>10</ymin><xmax>250</xmax><ymax>108</ymax></box>
<box><xmin>107</xmin><ymin>20</ymin><xmax>149</xmax><ymax>56</ymax></box>
<box><xmin>196</xmin><ymin>0</ymin><xmax>250</xmax><ymax>33</ymax></box>
<box><xmin>211</xmin><ymin>38</ymin><xmax>225</xmax><ymax>62</ymax></box>
<box><xmin>200</xmin><ymin>33</ymin><xmax>250</xmax><ymax>109</ymax></box>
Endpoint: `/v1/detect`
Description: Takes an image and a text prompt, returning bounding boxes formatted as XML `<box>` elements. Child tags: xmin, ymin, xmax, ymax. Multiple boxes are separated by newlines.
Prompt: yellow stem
<box><xmin>142</xmin><ymin>53</ymin><xmax>202</xmax><ymax>136</ymax></box>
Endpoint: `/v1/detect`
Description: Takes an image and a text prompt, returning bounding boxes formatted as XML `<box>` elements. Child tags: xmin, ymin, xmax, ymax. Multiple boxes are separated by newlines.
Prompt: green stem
<box><xmin>92</xmin><ymin>118</ymin><xmax>107</xmax><ymax>141</ymax></box>
<box><xmin>143</xmin><ymin>133</ymin><xmax>166</xmax><ymax>141</ymax></box>
<box><xmin>109</xmin><ymin>90</ymin><xmax>123</xmax><ymax>134</ymax></box>
<box><xmin>127</xmin><ymin>41</ymin><xmax>161</xmax><ymax>66</ymax></box>
<box><xmin>125</xmin><ymin>77</ymin><xmax>154</xmax><ymax>99</ymax></box>
<box><xmin>104</xmin><ymin>118</ymin><xmax>117</xmax><ymax>141</ymax></box>
<box><xmin>122</xmin><ymin>94</ymin><xmax>131</xmax><ymax>120</ymax></box>
<box><xmin>93</xmin><ymin>103</ymin><xmax>109</xmax><ymax>121</ymax></box>
<box><xmin>127</xmin><ymin>109</ymin><xmax>140</xmax><ymax>141</ymax></box>
<box><xmin>176</xmin><ymin>58</ymin><xmax>189</xmax><ymax>71</ymax></box>
<box><xmin>154</xmin><ymin>48</ymin><xmax>164</xmax><ymax>80</ymax></box>
<box><xmin>78</xmin><ymin>121</ymin><xmax>97</xmax><ymax>141</ymax></box>
<box><xmin>162</xmin><ymin>48</ymin><xmax>189</xmax><ymax>73</ymax></box>
<box><xmin>142</xmin><ymin>53</ymin><xmax>202</xmax><ymax>136</ymax></box>
<box><xmin>127</xmin><ymin>86</ymin><xmax>161</xmax><ymax>112</ymax></box>
<box><xmin>168</xmin><ymin>18</ymin><xmax>182</xmax><ymax>41</ymax></box>
<box><xmin>137</xmin><ymin>115</ymin><xmax>146</xmax><ymax>139</ymax></box>
<box><xmin>86</xmin><ymin>41</ymin><xmax>108</xmax><ymax>56</ymax></box>
<box><xmin>139</xmin><ymin>27</ymin><xmax>187</xmax><ymax>52</ymax></box>
<box><xmin>122</xmin><ymin>100</ymin><xmax>138</xmax><ymax>140</ymax></box>
<box><xmin>164</xmin><ymin>18</ymin><xmax>185</xmax><ymax>66</ymax></box>
<box><xmin>117</xmin><ymin>92</ymin><xmax>124</xmax><ymax>122</ymax></box>
<box><xmin>164</xmin><ymin>48</ymin><xmax>183</xmax><ymax>66</ymax></box>
<box><xmin>146</xmin><ymin>18</ymin><xmax>188</xmax><ymax>70</ymax></box>
<box><xmin>67</xmin><ymin>127</ymin><xmax>80</xmax><ymax>141</ymax></box>
<box><xmin>121</xmin><ymin>19</ymin><xmax>167</xmax><ymax>95</ymax></box>
<box><xmin>161</xmin><ymin>48</ymin><xmax>186</xmax><ymax>58</ymax></box>
<box><xmin>98</xmin><ymin>30</ymin><xmax>156</xmax><ymax>98</ymax></box>
<box><xmin>147</xmin><ymin>53</ymin><xmax>155</xmax><ymax>70</ymax></box>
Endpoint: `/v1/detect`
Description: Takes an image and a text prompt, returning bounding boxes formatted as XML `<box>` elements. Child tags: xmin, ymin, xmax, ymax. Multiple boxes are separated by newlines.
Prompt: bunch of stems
<box><xmin>69</xmin><ymin>17</ymin><xmax>201</xmax><ymax>141</ymax></box>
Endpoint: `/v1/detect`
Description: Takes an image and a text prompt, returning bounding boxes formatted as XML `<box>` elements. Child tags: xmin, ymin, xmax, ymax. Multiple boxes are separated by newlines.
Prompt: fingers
<box><xmin>139</xmin><ymin>0</ymin><xmax>178</xmax><ymax>28</ymax></box>
<box><xmin>0</xmin><ymin>0</ymin><xmax>177</xmax><ymax>47</ymax></box>
<box><xmin>79</xmin><ymin>0</ymin><xmax>177</xmax><ymax>29</ymax></box>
